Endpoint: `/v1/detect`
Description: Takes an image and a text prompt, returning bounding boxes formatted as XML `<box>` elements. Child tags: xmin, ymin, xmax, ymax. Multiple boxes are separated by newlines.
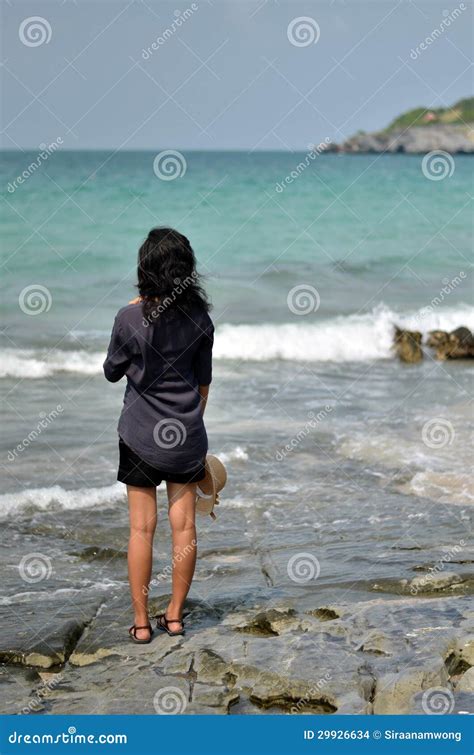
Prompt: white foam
<box><xmin>216</xmin><ymin>446</ymin><xmax>248</xmax><ymax>464</ymax></box>
<box><xmin>2</xmin><ymin>304</ymin><xmax>473</xmax><ymax>376</ymax></box>
<box><xmin>0</xmin><ymin>349</ymin><xmax>104</xmax><ymax>378</ymax></box>
<box><xmin>0</xmin><ymin>482</ymin><xmax>125</xmax><ymax>519</ymax></box>
<box><xmin>213</xmin><ymin>304</ymin><xmax>474</xmax><ymax>363</ymax></box>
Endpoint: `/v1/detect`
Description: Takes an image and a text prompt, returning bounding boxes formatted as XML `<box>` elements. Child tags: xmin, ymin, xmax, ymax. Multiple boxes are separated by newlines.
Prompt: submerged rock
<box><xmin>394</xmin><ymin>328</ymin><xmax>423</xmax><ymax>363</ymax></box>
<box><xmin>427</xmin><ymin>327</ymin><xmax>474</xmax><ymax>360</ymax></box>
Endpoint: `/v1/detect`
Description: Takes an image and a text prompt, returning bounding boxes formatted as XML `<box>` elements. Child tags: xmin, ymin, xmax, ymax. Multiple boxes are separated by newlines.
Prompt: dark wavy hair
<box><xmin>137</xmin><ymin>227</ymin><xmax>210</xmax><ymax>324</ymax></box>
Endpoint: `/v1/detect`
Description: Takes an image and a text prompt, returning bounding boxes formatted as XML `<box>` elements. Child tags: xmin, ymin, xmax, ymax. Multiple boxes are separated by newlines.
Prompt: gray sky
<box><xmin>1</xmin><ymin>0</ymin><xmax>472</xmax><ymax>150</ymax></box>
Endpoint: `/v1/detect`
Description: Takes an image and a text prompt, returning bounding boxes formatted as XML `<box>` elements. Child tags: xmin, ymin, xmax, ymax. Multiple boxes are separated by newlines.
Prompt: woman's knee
<box><xmin>130</xmin><ymin>517</ymin><xmax>156</xmax><ymax>537</ymax></box>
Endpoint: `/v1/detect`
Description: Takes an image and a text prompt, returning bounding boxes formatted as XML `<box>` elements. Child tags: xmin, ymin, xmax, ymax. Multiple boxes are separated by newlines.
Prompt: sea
<box><xmin>0</xmin><ymin>150</ymin><xmax>472</xmax><ymax>610</ymax></box>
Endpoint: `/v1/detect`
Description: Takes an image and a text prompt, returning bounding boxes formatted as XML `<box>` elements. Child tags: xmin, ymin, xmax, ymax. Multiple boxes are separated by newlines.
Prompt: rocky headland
<box><xmin>326</xmin><ymin>97</ymin><xmax>474</xmax><ymax>154</ymax></box>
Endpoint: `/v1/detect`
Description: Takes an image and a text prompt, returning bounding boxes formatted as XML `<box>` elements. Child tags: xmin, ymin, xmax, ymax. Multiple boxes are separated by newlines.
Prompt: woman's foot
<box><xmin>157</xmin><ymin>605</ymin><xmax>185</xmax><ymax>636</ymax></box>
<box><xmin>129</xmin><ymin>619</ymin><xmax>152</xmax><ymax>643</ymax></box>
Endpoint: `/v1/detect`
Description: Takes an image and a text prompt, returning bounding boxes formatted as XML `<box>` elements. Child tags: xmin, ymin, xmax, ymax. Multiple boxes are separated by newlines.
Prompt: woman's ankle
<box><xmin>166</xmin><ymin>600</ymin><xmax>183</xmax><ymax>620</ymax></box>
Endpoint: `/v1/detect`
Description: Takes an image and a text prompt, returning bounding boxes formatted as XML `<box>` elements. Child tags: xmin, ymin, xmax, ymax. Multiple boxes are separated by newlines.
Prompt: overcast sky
<box><xmin>1</xmin><ymin>0</ymin><xmax>472</xmax><ymax>150</ymax></box>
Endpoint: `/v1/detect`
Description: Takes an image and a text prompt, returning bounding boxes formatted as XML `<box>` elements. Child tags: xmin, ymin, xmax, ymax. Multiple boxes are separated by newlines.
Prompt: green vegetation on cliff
<box><xmin>385</xmin><ymin>97</ymin><xmax>474</xmax><ymax>131</ymax></box>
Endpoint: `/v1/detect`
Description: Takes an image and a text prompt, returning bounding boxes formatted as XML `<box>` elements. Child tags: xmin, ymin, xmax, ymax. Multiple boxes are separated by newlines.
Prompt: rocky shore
<box><xmin>1</xmin><ymin>500</ymin><xmax>473</xmax><ymax>715</ymax></box>
<box><xmin>394</xmin><ymin>326</ymin><xmax>474</xmax><ymax>363</ymax></box>
<box><xmin>327</xmin><ymin>124</ymin><xmax>474</xmax><ymax>154</ymax></box>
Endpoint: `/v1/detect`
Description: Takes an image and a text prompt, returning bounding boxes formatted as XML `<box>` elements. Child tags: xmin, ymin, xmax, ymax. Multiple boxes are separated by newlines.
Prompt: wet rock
<box><xmin>0</xmin><ymin>665</ymin><xmax>43</xmax><ymax>714</ymax></box>
<box><xmin>427</xmin><ymin>327</ymin><xmax>474</xmax><ymax>360</ymax></box>
<box><xmin>408</xmin><ymin>572</ymin><xmax>464</xmax><ymax>595</ymax></box>
<box><xmin>373</xmin><ymin>661</ymin><xmax>449</xmax><ymax>714</ymax></box>
<box><xmin>394</xmin><ymin>328</ymin><xmax>423</xmax><ymax>363</ymax></box>
<box><xmin>455</xmin><ymin>667</ymin><xmax>474</xmax><ymax>693</ymax></box>
<box><xmin>0</xmin><ymin>600</ymin><xmax>101</xmax><ymax>669</ymax></box>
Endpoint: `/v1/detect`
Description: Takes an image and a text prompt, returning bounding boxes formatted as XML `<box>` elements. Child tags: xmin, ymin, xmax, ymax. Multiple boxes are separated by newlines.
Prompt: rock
<box><xmin>373</xmin><ymin>661</ymin><xmax>449</xmax><ymax>714</ymax></box>
<box><xmin>394</xmin><ymin>327</ymin><xmax>423</xmax><ymax>363</ymax></box>
<box><xmin>456</xmin><ymin>667</ymin><xmax>474</xmax><ymax>693</ymax></box>
<box><xmin>408</xmin><ymin>572</ymin><xmax>464</xmax><ymax>595</ymax></box>
<box><xmin>0</xmin><ymin>600</ymin><xmax>101</xmax><ymax>669</ymax></box>
<box><xmin>327</xmin><ymin>124</ymin><xmax>474</xmax><ymax>154</ymax></box>
<box><xmin>427</xmin><ymin>327</ymin><xmax>474</xmax><ymax>360</ymax></box>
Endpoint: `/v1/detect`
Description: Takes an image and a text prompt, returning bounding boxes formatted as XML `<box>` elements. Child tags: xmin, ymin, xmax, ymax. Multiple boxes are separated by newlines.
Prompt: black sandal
<box><xmin>128</xmin><ymin>623</ymin><xmax>153</xmax><ymax>644</ymax></box>
<box><xmin>157</xmin><ymin>614</ymin><xmax>185</xmax><ymax>636</ymax></box>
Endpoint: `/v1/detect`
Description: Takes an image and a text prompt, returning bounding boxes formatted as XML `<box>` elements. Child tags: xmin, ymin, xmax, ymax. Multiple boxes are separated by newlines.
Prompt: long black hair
<box><xmin>137</xmin><ymin>227</ymin><xmax>210</xmax><ymax>324</ymax></box>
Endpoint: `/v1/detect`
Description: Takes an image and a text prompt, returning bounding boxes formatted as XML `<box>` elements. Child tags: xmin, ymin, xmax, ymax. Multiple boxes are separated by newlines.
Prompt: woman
<box><xmin>103</xmin><ymin>227</ymin><xmax>213</xmax><ymax>643</ymax></box>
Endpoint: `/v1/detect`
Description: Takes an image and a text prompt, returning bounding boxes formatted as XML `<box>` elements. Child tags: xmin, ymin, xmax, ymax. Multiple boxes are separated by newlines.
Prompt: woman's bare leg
<box><xmin>165</xmin><ymin>481</ymin><xmax>197</xmax><ymax>631</ymax></box>
<box><xmin>127</xmin><ymin>485</ymin><xmax>157</xmax><ymax>640</ymax></box>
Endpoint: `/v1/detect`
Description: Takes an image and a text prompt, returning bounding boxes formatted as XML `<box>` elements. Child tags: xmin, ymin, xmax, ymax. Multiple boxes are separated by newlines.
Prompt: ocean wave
<box><xmin>0</xmin><ymin>349</ymin><xmax>104</xmax><ymax>378</ymax></box>
<box><xmin>213</xmin><ymin>304</ymin><xmax>474</xmax><ymax>362</ymax></box>
<box><xmin>1</xmin><ymin>304</ymin><xmax>473</xmax><ymax>377</ymax></box>
<box><xmin>0</xmin><ymin>482</ymin><xmax>125</xmax><ymax>519</ymax></box>
<box><xmin>216</xmin><ymin>446</ymin><xmax>248</xmax><ymax>464</ymax></box>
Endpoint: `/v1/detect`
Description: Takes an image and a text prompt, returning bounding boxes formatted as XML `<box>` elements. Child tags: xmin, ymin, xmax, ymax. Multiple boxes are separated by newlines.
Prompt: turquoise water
<box><xmin>0</xmin><ymin>151</ymin><xmax>472</xmax><ymax>567</ymax></box>
<box><xmin>1</xmin><ymin>151</ymin><xmax>472</xmax><ymax>345</ymax></box>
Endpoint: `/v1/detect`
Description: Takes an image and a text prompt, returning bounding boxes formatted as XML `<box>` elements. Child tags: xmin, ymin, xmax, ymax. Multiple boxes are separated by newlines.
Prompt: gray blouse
<box><xmin>103</xmin><ymin>302</ymin><xmax>214</xmax><ymax>474</ymax></box>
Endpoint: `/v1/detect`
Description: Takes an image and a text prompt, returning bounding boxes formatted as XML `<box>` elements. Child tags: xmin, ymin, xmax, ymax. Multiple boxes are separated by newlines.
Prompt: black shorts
<box><xmin>117</xmin><ymin>438</ymin><xmax>206</xmax><ymax>488</ymax></box>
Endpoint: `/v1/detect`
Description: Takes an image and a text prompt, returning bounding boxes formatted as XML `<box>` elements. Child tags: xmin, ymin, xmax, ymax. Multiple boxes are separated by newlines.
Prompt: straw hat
<box><xmin>196</xmin><ymin>455</ymin><xmax>227</xmax><ymax>519</ymax></box>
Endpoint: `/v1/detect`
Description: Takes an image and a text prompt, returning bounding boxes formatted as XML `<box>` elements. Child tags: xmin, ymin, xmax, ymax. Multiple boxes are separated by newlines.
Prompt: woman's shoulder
<box><xmin>191</xmin><ymin>307</ymin><xmax>214</xmax><ymax>332</ymax></box>
<box><xmin>114</xmin><ymin>302</ymin><xmax>144</xmax><ymax>328</ymax></box>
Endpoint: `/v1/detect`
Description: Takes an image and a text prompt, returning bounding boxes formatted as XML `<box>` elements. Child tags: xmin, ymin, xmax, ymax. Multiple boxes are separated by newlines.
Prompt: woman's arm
<box><xmin>103</xmin><ymin>315</ymin><xmax>131</xmax><ymax>383</ymax></box>
<box><xmin>199</xmin><ymin>384</ymin><xmax>210</xmax><ymax>415</ymax></box>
